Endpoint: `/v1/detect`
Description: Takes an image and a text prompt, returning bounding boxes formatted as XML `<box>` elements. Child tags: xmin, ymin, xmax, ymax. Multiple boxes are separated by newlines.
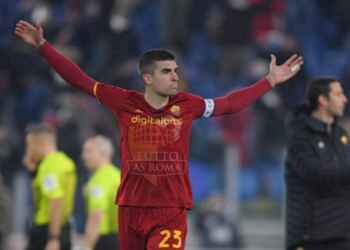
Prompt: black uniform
<box><xmin>285</xmin><ymin>107</ymin><xmax>350</xmax><ymax>250</ymax></box>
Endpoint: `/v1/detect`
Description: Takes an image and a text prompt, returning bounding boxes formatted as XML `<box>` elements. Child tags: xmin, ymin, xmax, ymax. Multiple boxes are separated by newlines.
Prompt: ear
<box><xmin>318</xmin><ymin>95</ymin><xmax>329</xmax><ymax>108</ymax></box>
<box><xmin>142</xmin><ymin>73</ymin><xmax>153</xmax><ymax>85</ymax></box>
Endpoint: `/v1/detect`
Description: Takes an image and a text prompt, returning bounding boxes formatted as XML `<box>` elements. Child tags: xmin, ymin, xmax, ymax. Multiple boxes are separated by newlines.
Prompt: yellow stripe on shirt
<box><xmin>93</xmin><ymin>81</ymin><xmax>100</xmax><ymax>98</ymax></box>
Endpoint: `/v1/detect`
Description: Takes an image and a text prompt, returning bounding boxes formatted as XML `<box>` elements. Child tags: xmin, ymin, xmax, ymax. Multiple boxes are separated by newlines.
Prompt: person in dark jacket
<box><xmin>285</xmin><ymin>77</ymin><xmax>350</xmax><ymax>250</ymax></box>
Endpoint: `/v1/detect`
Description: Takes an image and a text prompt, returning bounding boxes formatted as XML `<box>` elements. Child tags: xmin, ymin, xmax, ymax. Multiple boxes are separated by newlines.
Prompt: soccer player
<box><xmin>23</xmin><ymin>124</ymin><xmax>76</xmax><ymax>250</ymax></box>
<box><xmin>15</xmin><ymin>20</ymin><xmax>303</xmax><ymax>250</ymax></box>
<box><xmin>82</xmin><ymin>135</ymin><xmax>121</xmax><ymax>250</ymax></box>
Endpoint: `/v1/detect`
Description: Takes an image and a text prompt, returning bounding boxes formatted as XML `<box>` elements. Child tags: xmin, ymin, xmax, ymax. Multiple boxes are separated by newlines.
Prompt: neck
<box><xmin>144</xmin><ymin>88</ymin><xmax>169</xmax><ymax>110</ymax></box>
<box><xmin>95</xmin><ymin>160</ymin><xmax>111</xmax><ymax>170</ymax></box>
<box><xmin>311</xmin><ymin>109</ymin><xmax>334</xmax><ymax>130</ymax></box>
<box><xmin>43</xmin><ymin>145</ymin><xmax>57</xmax><ymax>157</ymax></box>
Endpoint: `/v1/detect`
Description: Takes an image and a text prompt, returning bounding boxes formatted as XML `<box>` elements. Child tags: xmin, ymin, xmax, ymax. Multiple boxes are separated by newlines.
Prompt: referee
<box><xmin>24</xmin><ymin>124</ymin><xmax>76</xmax><ymax>250</ymax></box>
<box><xmin>82</xmin><ymin>135</ymin><xmax>121</xmax><ymax>250</ymax></box>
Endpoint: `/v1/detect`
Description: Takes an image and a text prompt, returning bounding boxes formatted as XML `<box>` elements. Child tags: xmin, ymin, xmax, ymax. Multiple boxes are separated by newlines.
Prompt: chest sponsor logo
<box><xmin>128</xmin><ymin>115</ymin><xmax>185</xmax><ymax>185</ymax></box>
<box><xmin>128</xmin><ymin>115</ymin><xmax>183</xmax><ymax>147</ymax></box>
<box><xmin>131</xmin><ymin>114</ymin><xmax>182</xmax><ymax>126</ymax></box>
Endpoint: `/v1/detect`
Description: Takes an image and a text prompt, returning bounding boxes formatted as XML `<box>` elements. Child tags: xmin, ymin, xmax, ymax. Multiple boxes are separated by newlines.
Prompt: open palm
<box><xmin>15</xmin><ymin>20</ymin><xmax>45</xmax><ymax>48</ymax></box>
<box><xmin>267</xmin><ymin>54</ymin><xmax>303</xmax><ymax>87</ymax></box>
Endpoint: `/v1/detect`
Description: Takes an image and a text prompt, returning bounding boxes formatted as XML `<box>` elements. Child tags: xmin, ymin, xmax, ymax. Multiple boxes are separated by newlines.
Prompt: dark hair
<box><xmin>305</xmin><ymin>77</ymin><xmax>339</xmax><ymax>111</ymax></box>
<box><xmin>138</xmin><ymin>49</ymin><xmax>176</xmax><ymax>75</ymax></box>
<box><xmin>26</xmin><ymin>123</ymin><xmax>56</xmax><ymax>138</ymax></box>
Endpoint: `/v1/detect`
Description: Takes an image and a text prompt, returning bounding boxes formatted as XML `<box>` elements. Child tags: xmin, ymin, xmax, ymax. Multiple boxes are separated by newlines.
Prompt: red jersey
<box><xmin>94</xmin><ymin>83</ymin><xmax>206</xmax><ymax>207</ymax></box>
<box><xmin>39</xmin><ymin>42</ymin><xmax>272</xmax><ymax>208</ymax></box>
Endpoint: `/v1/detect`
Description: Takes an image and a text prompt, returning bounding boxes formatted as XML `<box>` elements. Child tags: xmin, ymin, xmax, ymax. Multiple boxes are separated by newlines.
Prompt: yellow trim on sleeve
<box><xmin>93</xmin><ymin>82</ymin><xmax>100</xmax><ymax>97</ymax></box>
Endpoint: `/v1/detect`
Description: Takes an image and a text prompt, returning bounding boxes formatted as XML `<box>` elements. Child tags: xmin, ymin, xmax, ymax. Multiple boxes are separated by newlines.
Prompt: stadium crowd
<box><xmin>2</xmin><ymin>0</ymin><xmax>350</xmax><ymax>249</ymax></box>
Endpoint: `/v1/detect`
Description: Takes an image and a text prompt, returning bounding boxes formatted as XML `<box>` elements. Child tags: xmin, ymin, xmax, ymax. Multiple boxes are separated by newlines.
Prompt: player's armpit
<box><xmin>93</xmin><ymin>83</ymin><xmax>129</xmax><ymax>111</ymax></box>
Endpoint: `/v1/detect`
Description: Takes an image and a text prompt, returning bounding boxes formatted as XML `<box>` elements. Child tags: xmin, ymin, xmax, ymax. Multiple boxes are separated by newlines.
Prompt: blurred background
<box><xmin>2</xmin><ymin>0</ymin><xmax>350</xmax><ymax>249</ymax></box>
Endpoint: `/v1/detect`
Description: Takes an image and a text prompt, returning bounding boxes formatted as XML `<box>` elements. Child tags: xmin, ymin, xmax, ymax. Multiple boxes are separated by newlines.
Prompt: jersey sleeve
<box><xmin>212</xmin><ymin>78</ymin><xmax>272</xmax><ymax>116</ymax></box>
<box><xmin>184</xmin><ymin>93</ymin><xmax>215</xmax><ymax>119</ymax></box>
<box><xmin>40</xmin><ymin>172</ymin><xmax>64</xmax><ymax>199</ymax></box>
<box><xmin>86</xmin><ymin>184</ymin><xmax>109</xmax><ymax>212</ymax></box>
<box><xmin>39</xmin><ymin>42</ymin><xmax>129</xmax><ymax>112</ymax></box>
<box><xmin>93</xmin><ymin>82</ymin><xmax>129</xmax><ymax>112</ymax></box>
<box><xmin>39</xmin><ymin>42</ymin><xmax>95</xmax><ymax>95</ymax></box>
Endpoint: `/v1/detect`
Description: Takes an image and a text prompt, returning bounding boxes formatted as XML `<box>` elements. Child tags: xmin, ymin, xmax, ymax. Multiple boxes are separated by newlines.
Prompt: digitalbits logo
<box><xmin>127</xmin><ymin>114</ymin><xmax>184</xmax><ymax>185</ymax></box>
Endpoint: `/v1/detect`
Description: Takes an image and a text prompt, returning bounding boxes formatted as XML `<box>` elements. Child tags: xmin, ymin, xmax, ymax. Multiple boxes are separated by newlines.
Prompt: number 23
<box><xmin>159</xmin><ymin>229</ymin><xmax>182</xmax><ymax>248</ymax></box>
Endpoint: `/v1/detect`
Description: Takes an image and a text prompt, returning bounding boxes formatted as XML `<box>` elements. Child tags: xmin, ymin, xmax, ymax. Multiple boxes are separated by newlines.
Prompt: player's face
<box><xmin>148</xmin><ymin>60</ymin><xmax>179</xmax><ymax>96</ymax></box>
<box><xmin>82</xmin><ymin>140</ymin><xmax>100</xmax><ymax>170</ymax></box>
<box><xmin>325</xmin><ymin>81</ymin><xmax>348</xmax><ymax>117</ymax></box>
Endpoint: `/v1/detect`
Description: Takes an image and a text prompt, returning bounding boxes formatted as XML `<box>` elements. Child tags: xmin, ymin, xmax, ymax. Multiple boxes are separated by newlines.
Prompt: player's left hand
<box><xmin>266</xmin><ymin>54</ymin><xmax>303</xmax><ymax>87</ymax></box>
<box><xmin>45</xmin><ymin>238</ymin><xmax>60</xmax><ymax>250</ymax></box>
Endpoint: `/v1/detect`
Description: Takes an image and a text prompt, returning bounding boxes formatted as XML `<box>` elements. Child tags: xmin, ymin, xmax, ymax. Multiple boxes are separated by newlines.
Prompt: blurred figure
<box><xmin>285</xmin><ymin>78</ymin><xmax>350</xmax><ymax>250</ymax></box>
<box><xmin>82</xmin><ymin>135</ymin><xmax>120</xmax><ymax>250</ymax></box>
<box><xmin>160</xmin><ymin>0</ymin><xmax>192</xmax><ymax>50</ymax></box>
<box><xmin>24</xmin><ymin>124</ymin><xmax>76</xmax><ymax>250</ymax></box>
<box><xmin>0</xmin><ymin>174</ymin><xmax>12</xmax><ymax>250</ymax></box>
<box><xmin>196</xmin><ymin>193</ymin><xmax>243</xmax><ymax>249</ymax></box>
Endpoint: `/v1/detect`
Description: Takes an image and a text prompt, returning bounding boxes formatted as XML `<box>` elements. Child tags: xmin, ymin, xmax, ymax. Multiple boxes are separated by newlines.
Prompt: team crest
<box><xmin>170</xmin><ymin>105</ymin><xmax>181</xmax><ymax>116</ymax></box>
<box><xmin>341</xmin><ymin>135</ymin><xmax>348</xmax><ymax>145</ymax></box>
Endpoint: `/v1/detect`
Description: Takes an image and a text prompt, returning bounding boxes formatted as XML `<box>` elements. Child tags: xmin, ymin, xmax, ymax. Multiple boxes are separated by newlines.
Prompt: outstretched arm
<box><xmin>15</xmin><ymin>20</ymin><xmax>95</xmax><ymax>95</ymax></box>
<box><xmin>212</xmin><ymin>54</ymin><xmax>303</xmax><ymax>116</ymax></box>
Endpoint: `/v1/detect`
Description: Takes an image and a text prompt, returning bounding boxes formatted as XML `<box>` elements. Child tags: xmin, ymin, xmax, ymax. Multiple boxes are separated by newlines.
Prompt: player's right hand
<box><xmin>15</xmin><ymin>20</ymin><xmax>46</xmax><ymax>48</ymax></box>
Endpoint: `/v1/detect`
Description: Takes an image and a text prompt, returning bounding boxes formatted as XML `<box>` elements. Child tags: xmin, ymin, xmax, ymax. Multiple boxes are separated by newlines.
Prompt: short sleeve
<box><xmin>41</xmin><ymin>173</ymin><xmax>64</xmax><ymax>199</ymax></box>
<box><xmin>93</xmin><ymin>82</ymin><xmax>129</xmax><ymax>112</ymax></box>
<box><xmin>87</xmin><ymin>185</ymin><xmax>108</xmax><ymax>212</ymax></box>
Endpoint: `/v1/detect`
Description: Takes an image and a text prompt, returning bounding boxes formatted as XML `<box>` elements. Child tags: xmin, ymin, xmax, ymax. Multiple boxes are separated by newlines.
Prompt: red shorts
<box><xmin>118</xmin><ymin>207</ymin><xmax>187</xmax><ymax>250</ymax></box>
